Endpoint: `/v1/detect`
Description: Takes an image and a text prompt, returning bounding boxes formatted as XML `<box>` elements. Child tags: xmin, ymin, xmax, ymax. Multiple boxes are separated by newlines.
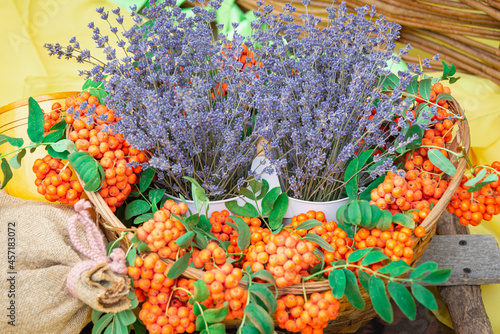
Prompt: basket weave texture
<box><xmin>73</xmin><ymin>99</ymin><xmax>470</xmax><ymax>333</ymax></box>
<box><xmin>235</xmin><ymin>0</ymin><xmax>500</xmax><ymax>85</ymax></box>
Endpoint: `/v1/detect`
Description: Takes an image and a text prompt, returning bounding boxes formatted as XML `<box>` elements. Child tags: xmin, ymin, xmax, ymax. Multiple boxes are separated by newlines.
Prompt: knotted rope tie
<box><xmin>66</xmin><ymin>199</ymin><xmax>128</xmax><ymax>298</ymax></box>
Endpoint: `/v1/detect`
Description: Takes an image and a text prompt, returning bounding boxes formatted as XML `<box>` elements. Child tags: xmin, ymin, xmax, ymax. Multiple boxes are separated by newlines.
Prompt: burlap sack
<box><xmin>0</xmin><ymin>191</ymin><xmax>130</xmax><ymax>334</ymax></box>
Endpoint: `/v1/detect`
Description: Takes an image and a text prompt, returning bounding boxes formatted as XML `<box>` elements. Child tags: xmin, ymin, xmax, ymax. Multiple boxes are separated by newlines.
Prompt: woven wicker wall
<box><xmin>236</xmin><ymin>0</ymin><xmax>500</xmax><ymax>85</ymax></box>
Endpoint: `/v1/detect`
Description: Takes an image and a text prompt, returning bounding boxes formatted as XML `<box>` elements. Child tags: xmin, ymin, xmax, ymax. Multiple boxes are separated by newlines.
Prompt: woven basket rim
<box><xmin>68</xmin><ymin>98</ymin><xmax>470</xmax><ymax>294</ymax></box>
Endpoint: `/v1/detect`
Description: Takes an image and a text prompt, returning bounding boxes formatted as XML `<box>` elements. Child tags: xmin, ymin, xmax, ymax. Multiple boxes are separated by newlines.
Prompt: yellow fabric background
<box><xmin>1</xmin><ymin>0</ymin><xmax>500</xmax><ymax>332</ymax></box>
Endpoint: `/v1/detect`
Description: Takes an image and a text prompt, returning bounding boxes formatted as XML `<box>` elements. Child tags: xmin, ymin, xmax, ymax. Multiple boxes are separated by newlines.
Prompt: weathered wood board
<box><xmin>411</xmin><ymin>234</ymin><xmax>500</xmax><ymax>286</ymax></box>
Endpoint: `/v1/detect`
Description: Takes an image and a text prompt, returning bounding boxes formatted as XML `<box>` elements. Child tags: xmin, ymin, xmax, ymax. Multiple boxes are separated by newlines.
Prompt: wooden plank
<box><xmin>412</xmin><ymin>234</ymin><xmax>500</xmax><ymax>286</ymax></box>
<box><xmin>436</xmin><ymin>211</ymin><xmax>494</xmax><ymax>334</ymax></box>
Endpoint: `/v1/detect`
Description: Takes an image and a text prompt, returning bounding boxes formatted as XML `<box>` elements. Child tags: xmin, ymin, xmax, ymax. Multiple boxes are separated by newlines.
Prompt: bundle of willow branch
<box><xmin>236</xmin><ymin>0</ymin><xmax>500</xmax><ymax>84</ymax></box>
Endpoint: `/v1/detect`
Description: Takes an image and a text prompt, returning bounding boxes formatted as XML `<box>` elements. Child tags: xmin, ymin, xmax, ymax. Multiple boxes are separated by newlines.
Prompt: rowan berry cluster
<box><xmin>275</xmin><ymin>292</ymin><xmax>340</xmax><ymax>334</ymax></box>
<box><xmin>191</xmin><ymin>242</ymin><xmax>227</xmax><ymax>271</ymax></box>
<box><xmin>202</xmin><ymin>263</ymin><xmax>248</xmax><ymax>320</ymax></box>
<box><xmin>131</xmin><ymin>254</ymin><xmax>197</xmax><ymax>334</ymax></box>
<box><xmin>64</xmin><ymin>91</ymin><xmax>147</xmax><ymax>212</ymax></box>
<box><xmin>447</xmin><ymin>164</ymin><xmax>500</xmax><ymax>226</ymax></box>
<box><xmin>136</xmin><ymin>200</ymin><xmax>189</xmax><ymax>260</ymax></box>
<box><xmin>370</xmin><ymin>169</ymin><xmax>446</xmax><ymax>224</ymax></box>
<box><xmin>33</xmin><ymin>155</ymin><xmax>84</xmax><ymax>205</ymax></box>
<box><xmin>353</xmin><ymin>226</ymin><xmax>424</xmax><ymax>264</ymax></box>
<box><xmin>244</xmin><ymin>228</ymin><xmax>320</xmax><ymax>288</ymax></box>
<box><xmin>415</xmin><ymin>83</ymin><xmax>453</xmax><ymax>121</ymax></box>
<box><xmin>44</xmin><ymin>102</ymin><xmax>63</xmax><ymax>133</ymax></box>
<box><xmin>283</xmin><ymin>211</ymin><xmax>355</xmax><ymax>280</ymax></box>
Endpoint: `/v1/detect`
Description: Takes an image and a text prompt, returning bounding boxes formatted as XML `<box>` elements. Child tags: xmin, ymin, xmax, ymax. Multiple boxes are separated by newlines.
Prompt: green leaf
<box><xmin>117</xmin><ymin>309</ymin><xmax>136</xmax><ymax>326</ymax></box>
<box><xmin>1</xmin><ymin>158</ymin><xmax>13</xmax><ymax>189</ymax></box>
<box><xmin>369</xmin><ymin>275</ymin><xmax>393</xmax><ymax>323</ymax></box>
<box><xmin>193</xmin><ymin>280</ymin><xmax>210</xmax><ymax>302</ymax></box>
<box><xmin>92</xmin><ymin>310</ymin><xmax>104</xmax><ymax>324</ymax></box>
<box><xmin>436</xmin><ymin>93</ymin><xmax>454</xmax><ymax>103</ymax></box>
<box><xmin>0</xmin><ymin>134</ymin><xmax>24</xmax><ymax>147</ymax></box>
<box><xmin>92</xmin><ymin>313</ymin><xmax>113</xmax><ymax>334</ymax></box>
<box><xmin>125</xmin><ymin>200</ymin><xmax>151</xmax><ymax>220</ymax></box>
<box><xmin>185</xmin><ymin>214</ymin><xmax>199</xmax><ymax>229</ymax></box>
<box><xmin>464</xmin><ymin>169</ymin><xmax>487</xmax><ymax>187</ymax></box>
<box><xmin>126</xmin><ymin>247</ymin><xmax>137</xmax><ymax>267</ymax></box>
<box><xmin>328</xmin><ymin>269</ymin><xmax>346</xmax><ymax>299</ymax></box>
<box><xmin>240</xmin><ymin>325</ymin><xmax>261</xmax><ymax>334</ymax></box>
<box><xmin>244</xmin><ymin>303</ymin><xmax>274</xmax><ymax>334</ymax></box>
<box><xmin>193</xmin><ymin>303</ymin><xmax>207</xmax><ymax>316</ymax></box>
<box><xmin>345</xmin><ymin>151</ymin><xmax>373</xmax><ymax>200</ymax></box>
<box><xmin>167</xmin><ymin>252</ymin><xmax>192</xmax><ymax>279</ymax></box>
<box><xmin>420</xmin><ymin>269</ymin><xmax>451</xmax><ymax>284</ymax></box>
<box><xmin>132</xmin><ymin>319</ymin><xmax>147</xmax><ymax>334</ymax></box>
<box><xmin>175</xmin><ymin>231</ymin><xmax>195</xmax><ymax>249</ymax></box>
<box><xmin>137</xmin><ymin>241</ymin><xmax>149</xmax><ymax>253</ymax></box>
<box><xmin>148</xmin><ymin>188</ymin><xmax>165</xmax><ymax>205</ymax></box>
<box><xmin>196</xmin><ymin>316</ymin><xmax>206</xmax><ymax>331</ymax></box>
<box><xmin>239</xmin><ymin>186</ymin><xmax>256</xmax><ymax>200</ymax></box>
<box><xmin>51</xmin><ymin>139</ymin><xmax>77</xmax><ymax>153</ymax></box>
<box><xmin>194</xmin><ymin>186</ymin><xmax>208</xmax><ymax>203</ymax></box>
<box><xmin>207</xmin><ymin>323</ymin><xmax>225</xmax><ymax>334</ymax></box>
<box><xmin>9</xmin><ymin>149</ymin><xmax>26</xmax><ymax>169</ymax></box>
<box><xmin>358</xmin><ymin>270</ymin><xmax>371</xmax><ymax>294</ymax></box>
<box><xmin>419</xmin><ymin>78</ymin><xmax>432</xmax><ymax>100</ymax></box>
<box><xmin>343</xmin><ymin>269</ymin><xmax>365</xmax><ymax>310</ymax></box>
<box><xmin>27</xmin><ymin>97</ymin><xmax>45</xmax><ymax>143</ymax></box>
<box><xmin>249</xmin><ymin>283</ymin><xmax>277</xmax><ymax>314</ymax></box>
<box><xmin>449</xmin><ymin>76</ymin><xmax>461</xmax><ymax>84</ymax></box>
<box><xmin>378</xmin><ymin>260</ymin><xmax>413</xmax><ymax>277</ymax></box>
<box><xmin>360</xmin><ymin>251</ymin><xmax>390</xmax><ymax>266</ymax></box>
<box><xmin>441</xmin><ymin>61</ymin><xmax>450</xmax><ymax>77</ymax></box>
<box><xmin>392</xmin><ymin>213</ymin><xmax>415</xmax><ymax>229</ymax></box>
<box><xmin>449</xmin><ymin>63</ymin><xmax>457</xmax><ymax>76</ymax></box>
<box><xmin>107</xmin><ymin>316</ymin><xmax>127</xmax><ymax>334</ymax></box>
<box><xmin>467</xmin><ymin>174</ymin><xmax>498</xmax><ymax>193</ymax></box>
<box><xmin>411</xmin><ymin>262</ymin><xmax>438</xmax><ymax>279</ymax></box>
<box><xmin>251</xmin><ymin>270</ymin><xmax>278</xmax><ymax>296</ymax></box>
<box><xmin>139</xmin><ymin>167</ymin><xmax>155</xmax><ymax>192</ymax></box>
<box><xmin>128</xmin><ymin>288</ymin><xmax>139</xmax><ymax>310</ymax></box>
<box><xmin>204</xmin><ymin>302</ymin><xmax>229</xmax><ymax>323</ymax></box>
<box><xmin>183</xmin><ymin>176</ymin><xmax>202</xmax><ymax>188</ymax></box>
<box><xmin>411</xmin><ymin>283</ymin><xmax>438</xmax><ymax>310</ymax></box>
<box><xmin>406</xmin><ymin>75</ymin><xmax>418</xmax><ymax>95</ymax></box>
<box><xmin>42</xmin><ymin>129</ymin><xmax>64</xmax><ymax>143</ymax></box>
<box><xmin>388</xmin><ymin>281</ymin><xmax>416</xmax><ymax>320</ymax></box>
<box><xmin>261</xmin><ymin>187</ymin><xmax>281</xmax><ymax>215</ymax></box>
<box><xmin>255</xmin><ymin>179</ymin><xmax>269</xmax><ymax>200</ymax></box>
<box><xmin>197</xmin><ymin>215</ymin><xmax>212</xmax><ymax>233</ymax></box>
<box><xmin>134</xmin><ymin>213</ymin><xmax>154</xmax><ymax>225</ymax></box>
<box><xmin>268</xmin><ymin>193</ymin><xmax>288</xmax><ymax>230</ymax></box>
<box><xmin>346</xmin><ymin>200</ymin><xmax>362</xmax><ymax>225</ymax></box>
<box><xmin>225</xmin><ymin>200</ymin><xmax>259</xmax><ymax>217</ymax></box>
<box><xmin>397</xmin><ymin>124</ymin><xmax>424</xmax><ymax>153</ymax></box>
<box><xmin>295</xmin><ymin>219</ymin><xmax>323</xmax><ymax>230</ymax></box>
<box><xmin>427</xmin><ymin>149</ymin><xmax>456</xmax><ymax>176</ymax></box>
<box><xmin>359</xmin><ymin>175</ymin><xmax>385</xmax><ymax>201</ymax></box>
<box><xmin>83</xmin><ymin>170</ymin><xmax>104</xmax><ymax>192</ymax></box>
<box><xmin>231</xmin><ymin>216</ymin><xmax>251</xmax><ymax>251</ymax></box>
<box><xmin>348</xmin><ymin>248</ymin><xmax>373</xmax><ymax>263</ymax></box>
<box><xmin>304</xmin><ymin>233</ymin><xmax>335</xmax><ymax>252</ymax></box>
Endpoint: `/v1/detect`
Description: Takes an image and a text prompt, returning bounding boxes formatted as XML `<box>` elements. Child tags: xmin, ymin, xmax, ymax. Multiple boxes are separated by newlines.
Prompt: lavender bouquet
<box><xmin>46</xmin><ymin>1</ymin><xmax>260</xmax><ymax>201</ymax></box>
<box><xmin>246</xmin><ymin>1</ymin><xmax>434</xmax><ymax>202</ymax></box>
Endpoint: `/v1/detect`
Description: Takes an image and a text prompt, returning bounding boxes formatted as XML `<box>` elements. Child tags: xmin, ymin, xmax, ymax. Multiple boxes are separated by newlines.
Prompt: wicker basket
<box><xmin>235</xmin><ymin>0</ymin><xmax>500</xmax><ymax>85</ymax></box>
<box><xmin>70</xmin><ymin>98</ymin><xmax>470</xmax><ymax>332</ymax></box>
